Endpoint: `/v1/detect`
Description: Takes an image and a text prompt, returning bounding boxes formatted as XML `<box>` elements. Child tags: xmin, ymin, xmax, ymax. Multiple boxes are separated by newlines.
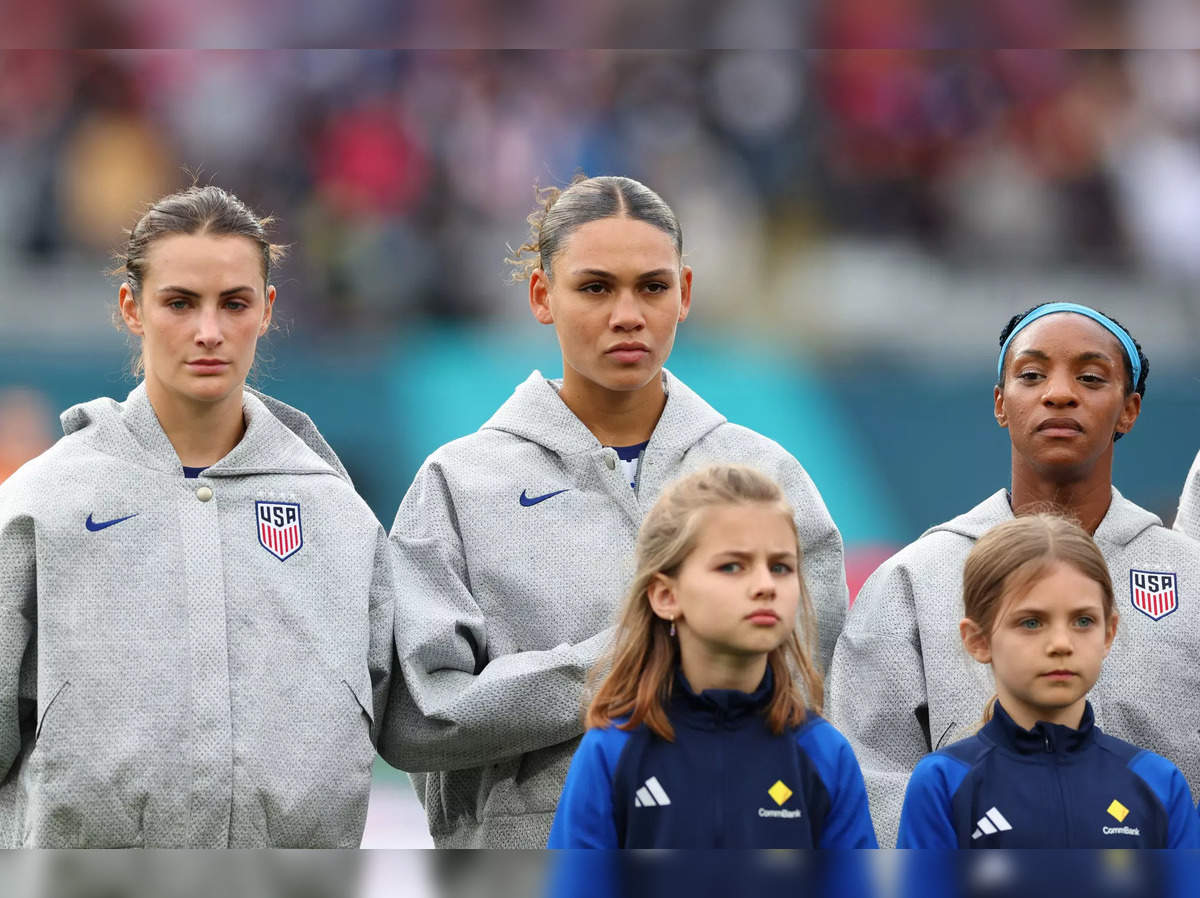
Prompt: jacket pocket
<box><xmin>248</xmin><ymin>670</ymin><xmax>376</xmax><ymax>847</ymax></box>
<box><xmin>21</xmin><ymin>681</ymin><xmax>146</xmax><ymax>847</ymax></box>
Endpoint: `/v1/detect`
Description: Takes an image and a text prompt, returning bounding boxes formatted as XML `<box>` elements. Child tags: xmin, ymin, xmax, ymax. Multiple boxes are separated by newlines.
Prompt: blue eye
<box><xmin>1019</xmin><ymin>618</ymin><xmax>1041</xmax><ymax>630</ymax></box>
<box><xmin>770</xmin><ymin>562</ymin><xmax>794</xmax><ymax>574</ymax></box>
<box><xmin>717</xmin><ymin>562</ymin><xmax>742</xmax><ymax>573</ymax></box>
<box><xmin>1076</xmin><ymin>616</ymin><xmax>1095</xmax><ymax>628</ymax></box>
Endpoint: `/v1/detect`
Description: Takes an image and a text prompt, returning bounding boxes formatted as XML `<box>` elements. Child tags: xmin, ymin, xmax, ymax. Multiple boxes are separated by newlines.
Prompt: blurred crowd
<box><xmin>4</xmin><ymin>40</ymin><xmax>1200</xmax><ymax>344</ymax></box>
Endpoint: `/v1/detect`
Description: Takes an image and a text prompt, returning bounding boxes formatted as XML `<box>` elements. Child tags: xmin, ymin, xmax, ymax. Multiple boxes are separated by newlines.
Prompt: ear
<box><xmin>119</xmin><ymin>283</ymin><xmax>144</xmax><ymax>336</ymax></box>
<box><xmin>646</xmin><ymin>573</ymin><xmax>680</xmax><ymax>623</ymax></box>
<box><xmin>1115</xmin><ymin>390</ymin><xmax>1141</xmax><ymax>436</ymax></box>
<box><xmin>259</xmin><ymin>285</ymin><xmax>276</xmax><ymax>337</ymax></box>
<box><xmin>529</xmin><ymin>268</ymin><xmax>554</xmax><ymax>326</ymax></box>
<box><xmin>677</xmin><ymin>265</ymin><xmax>692</xmax><ymax>323</ymax></box>
<box><xmin>960</xmin><ymin>617</ymin><xmax>992</xmax><ymax>664</ymax></box>
<box><xmin>1103</xmin><ymin>611</ymin><xmax>1118</xmax><ymax>655</ymax></box>
<box><xmin>993</xmin><ymin>384</ymin><xmax>1008</xmax><ymax>429</ymax></box>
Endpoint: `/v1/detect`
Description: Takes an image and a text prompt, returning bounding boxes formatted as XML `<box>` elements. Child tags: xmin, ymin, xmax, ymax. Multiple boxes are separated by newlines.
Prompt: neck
<box><xmin>1009</xmin><ymin>452</ymin><xmax>1114</xmax><ymax>535</ymax></box>
<box><xmin>678</xmin><ymin>643</ymin><xmax>768</xmax><ymax>695</ymax></box>
<box><xmin>998</xmin><ymin>689</ymin><xmax>1087</xmax><ymax>732</ymax></box>
<box><xmin>557</xmin><ymin>367</ymin><xmax>667</xmax><ymax>446</ymax></box>
<box><xmin>145</xmin><ymin>377</ymin><xmax>246</xmax><ymax>468</ymax></box>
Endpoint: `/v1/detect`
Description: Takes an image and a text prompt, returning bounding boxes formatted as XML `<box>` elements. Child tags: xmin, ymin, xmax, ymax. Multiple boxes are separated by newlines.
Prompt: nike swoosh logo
<box><xmin>85</xmin><ymin>513</ymin><xmax>138</xmax><ymax>532</ymax></box>
<box><xmin>519</xmin><ymin>489</ymin><xmax>569</xmax><ymax>507</ymax></box>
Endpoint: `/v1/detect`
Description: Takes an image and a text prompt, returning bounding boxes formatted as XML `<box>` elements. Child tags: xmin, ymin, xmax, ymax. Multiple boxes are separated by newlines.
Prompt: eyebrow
<box><xmin>1013</xmin><ymin>348</ymin><xmax>1115</xmax><ymax>364</ymax></box>
<box><xmin>1007</xmin><ymin>604</ymin><xmax>1105</xmax><ymax>617</ymax></box>
<box><xmin>571</xmin><ymin>268</ymin><xmax>674</xmax><ymax>280</ymax></box>
<box><xmin>157</xmin><ymin>285</ymin><xmax>257</xmax><ymax>297</ymax></box>
<box><xmin>714</xmin><ymin>549</ymin><xmax>798</xmax><ymax>561</ymax></box>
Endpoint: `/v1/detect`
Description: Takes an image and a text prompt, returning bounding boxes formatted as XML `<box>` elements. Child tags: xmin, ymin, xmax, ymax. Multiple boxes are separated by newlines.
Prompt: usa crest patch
<box><xmin>256</xmin><ymin>501</ymin><xmax>303</xmax><ymax>561</ymax></box>
<box><xmin>1130</xmin><ymin>570</ymin><xmax>1178</xmax><ymax>621</ymax></box>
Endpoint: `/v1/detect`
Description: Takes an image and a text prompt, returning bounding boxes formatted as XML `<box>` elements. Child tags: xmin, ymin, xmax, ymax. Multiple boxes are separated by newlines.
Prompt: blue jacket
<box><xmin>897</xmin><ymin>701</ymin><xmax>1200</xmax><ymax>848</ymax></box>
<box><xmin>547</xmin><ymin>669</ymin><xmax>877</xmax><ymax>848</ymax></box>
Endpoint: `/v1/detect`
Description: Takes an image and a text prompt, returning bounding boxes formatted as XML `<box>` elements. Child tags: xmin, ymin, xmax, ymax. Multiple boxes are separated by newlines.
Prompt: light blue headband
<box><xmin>996</xmin><ymin>302</ymin><xmax>1141</xmax><ymax>388</ymax></box>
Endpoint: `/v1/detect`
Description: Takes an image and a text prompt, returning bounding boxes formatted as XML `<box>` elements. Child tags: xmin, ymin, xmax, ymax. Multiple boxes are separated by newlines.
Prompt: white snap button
<box><xmin>196</xmin><ymin>486</ymin><xmax>213</xmax><ymax>502</ymax></box>
<box><xmin>604</xmin><ymin>454</ymin><xmax>616</xmax><ymax>470</ymax></box>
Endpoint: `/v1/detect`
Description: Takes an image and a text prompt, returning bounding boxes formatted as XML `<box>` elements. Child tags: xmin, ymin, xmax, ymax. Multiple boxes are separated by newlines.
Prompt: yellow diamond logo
<box><xmin>1107</xmin><ymin>799</ymin><xmax>1129</xmax><ymax>822</ymax></box>
<box><xmin>768</xmin><ymin>780</ymin><xmax>793</xmax><ymax>807</ymax></box>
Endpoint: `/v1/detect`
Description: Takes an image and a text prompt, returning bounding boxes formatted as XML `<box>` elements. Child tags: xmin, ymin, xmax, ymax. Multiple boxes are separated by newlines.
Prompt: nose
<box><xmin>609</xmin><ymin>288</ymin><xmax>645</xmax><ymax>332</ymax></box>
<box><xmin>1045</xmin><ymin>621</ymin><xmax>1074</xmax><ymax>656</ymax></box>
<box><xmin>194</xmin><ymin>304</ymin><xmax>224</xmax><ymax>349</ymax></box>
<box><xmin>1041</xmin><ymin>370</ymin><xmax>1078</xmax><ymax>408</ymax></box>
<box><xmin>750</xmin><ymin>562</ymin><xmax>777</xmax><ymax>601</ymax></box>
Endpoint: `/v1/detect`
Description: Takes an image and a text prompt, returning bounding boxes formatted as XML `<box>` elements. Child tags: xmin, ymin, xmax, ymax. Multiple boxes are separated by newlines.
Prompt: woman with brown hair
<box><xmin>384</xmin><ymin>175</ymin><xmax>848</xmax><ymax>848</ymax></box>
<box><xmin>0</xmin><ymin>185</ymin><xmax>394</xmax><ymax>847</ymax></box>
<box><xmin>547</xmin><ymin>464</ymin><xmax>874</xmax><ymax>848</ymax></box>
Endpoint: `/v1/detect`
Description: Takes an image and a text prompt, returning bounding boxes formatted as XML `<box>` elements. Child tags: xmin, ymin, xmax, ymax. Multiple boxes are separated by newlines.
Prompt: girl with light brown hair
<box><xmin>547</xmin><ymin>464</ymin><xmax>875</xmax><ymax>848</ymax></box>
<box><xmin>896</xmin><ymin>514</ymin><xmax>1200</xmax><ymax>848</ymax></box>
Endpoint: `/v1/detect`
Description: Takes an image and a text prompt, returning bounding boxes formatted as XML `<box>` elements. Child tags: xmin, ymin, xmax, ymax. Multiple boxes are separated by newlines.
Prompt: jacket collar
<box><xmin>982</xmin><ymin>699</ymin><xmax>1096</xmax><ymax>756</ymax></box>
<box><xmin>480</xmin><ymin>368</ymin><xmax>726</xmax><ymax>458</ymax></box>
<box><xmin>923</xmin><ymin>486</ymin><xmax>1160</xmax><ymax>549</ymax></box>
<box><xmin>60</xmin><ymin>382</ymin><xmax>343</xmax><ymax>480</ymax></box>
<box><xmin>669</xmin><ymin>665</ymin><xmax>773</xmax><ymax>728</ymax></box>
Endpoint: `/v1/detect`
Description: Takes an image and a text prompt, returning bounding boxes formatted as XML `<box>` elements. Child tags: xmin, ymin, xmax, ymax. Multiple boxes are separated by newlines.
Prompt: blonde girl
<box><xmin>897</xmin><ymin>513</ymin><xmax>1200</xmax><ymax>848</ymax></box>
<box><xmin>547</xmin><ymin>464</ymin><xmax>875</xmax><ymax>848</ymax></box>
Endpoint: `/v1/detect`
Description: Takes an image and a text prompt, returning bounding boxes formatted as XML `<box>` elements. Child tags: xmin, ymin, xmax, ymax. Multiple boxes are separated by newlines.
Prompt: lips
<box><xmin>1040</xmin><ymin>670</ymin><xmax>1077</xmax><ymax>680</ymax></box>
<box><xmin>1036</xmin><ymin>417</ymin><xmax>1083</xmax><ymax>436</ymax></box>
<box><xmin>605</xmin><ymin>342</ymin><xmax>650</xmax><ymax>363</ymax></box>
<box><xmin>186</xmin><ymin>359</ymin><xmax>231</xmax><ymax>373</ymax></box>
<box><xmin>745</xmin><ymin>611</ymin><xmax>780</xmax><ymax>626</ymax></box>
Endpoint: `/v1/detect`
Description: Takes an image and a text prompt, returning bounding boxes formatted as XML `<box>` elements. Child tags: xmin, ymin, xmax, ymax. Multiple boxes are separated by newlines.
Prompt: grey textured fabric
<box><xmin>382</xmin><ymin>369</ymin><xmax>848</xmax><ymax>847</ymax></box>
<box><xmin>1174</xmin><ymin>449</ymin><xmax>1200</xmax><ymax>538</ymax></box>
<box><xmin>828</xmin><ymin>487</ymin><xmax>1200</xmax><ymax>847</ymax></box>
<box><xmin>0</xmin><ymin>383</ymin><xmax>394</xmax><ymax>847</ymax></box>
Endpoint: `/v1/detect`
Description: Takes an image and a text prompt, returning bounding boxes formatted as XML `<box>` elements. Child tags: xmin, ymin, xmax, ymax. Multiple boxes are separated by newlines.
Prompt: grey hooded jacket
<box><xmin>0</xmin><ymin>384</ymin><xmax>394</xmax><ymax>847</ymax></box>
<box><xmin>382</xmin><ymin>369</ymin><xmax>848</xmax><ymax>847</ymax></box>
<box><xmin>828</xmin><ymin>487</ymin><xmax>1200</xmax><ymax>847</ymax></box>
<box><xmin>1173</xmin><ymin>450</ymin><xmax>1200</xmax><ymax>539</ymax></box>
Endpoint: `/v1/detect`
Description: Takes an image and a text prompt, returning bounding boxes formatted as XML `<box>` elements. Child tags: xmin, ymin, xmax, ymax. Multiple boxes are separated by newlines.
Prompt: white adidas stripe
<box><xmin>634</xmin><ymin>776</ymin><xmax>671</xmax><ymax>807</ymax></box>
<box><xmin>971</xmin><ymin>806</ymin><xmax>1012</xmax><ymax>839</ymax></box>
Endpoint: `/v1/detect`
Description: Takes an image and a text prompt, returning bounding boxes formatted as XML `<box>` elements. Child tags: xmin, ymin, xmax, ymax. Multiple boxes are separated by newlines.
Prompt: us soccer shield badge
<box><xmin>256</xmin><ymin>501</ymin><xmax>303</xmax><ymax>561</ymax></box>
<box><xmin>1129</xmin><ymin>570</ymin><xmax>1178</xmax><ymax>621</ymax></box>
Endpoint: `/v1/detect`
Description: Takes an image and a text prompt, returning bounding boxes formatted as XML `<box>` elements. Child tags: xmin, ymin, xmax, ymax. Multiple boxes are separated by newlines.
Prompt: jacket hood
<box><xmin>60</xmin><ymin>382</ymin><xmax>349</xmax><ymax>481</ymax></box>
<box><xmin>922</xmin><ymin>487</ymin><xmax>1161</xmax><ymax>549</ymax></box>
<box><xmin>480</xmin><ymin>368</ymin><xmax>726</xmax><ymax>457</ymax></box>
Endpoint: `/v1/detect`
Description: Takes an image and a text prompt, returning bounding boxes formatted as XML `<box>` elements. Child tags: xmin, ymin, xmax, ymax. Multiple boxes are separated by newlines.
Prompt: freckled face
<box><xmin>529</xmin><ymin>216</ymin><xmax>691</xmax><ymax>396</ymax></box>
<box><xmin>120</xmin><ymin>233</ymin><xmax>274</xmax><ymax>407</ymax></box>
<box><xmin>994</xmin><ymin>314</ymin><xmax>1140</xmax><ymax>477</ymax></box>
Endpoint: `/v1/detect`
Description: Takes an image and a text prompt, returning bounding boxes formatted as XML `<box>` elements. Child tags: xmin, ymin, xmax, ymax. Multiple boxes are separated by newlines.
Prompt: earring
<box><xmin>669</xmin><ymin>616</ymin><xmax>676</xmax><ymax>637</ymax></box>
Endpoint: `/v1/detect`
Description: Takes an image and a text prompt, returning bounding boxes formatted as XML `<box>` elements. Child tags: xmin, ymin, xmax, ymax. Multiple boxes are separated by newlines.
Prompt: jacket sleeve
<box><xmin>801</xmin><ymin>720</ymin><xmax>878</xmax><ymax>848</ymax></box>
<box><xmin>773</xmin><ymin>454</ymin><xmax>849</xmax><ymax>676</ymax></box>
<box><xmin>0</xmin><ymin>490</ymin><xmax>37</xmax><ymax>837</ymax></box>
<box><xmin>895</xmin><ymin>755</ymin><xmax>961</xmax><ymax>848</ymax></box>
<box><xmin>546</xmin><ymin>728</ymin><xmax>622</xmax><ymax>848</ymax></box>
<box><xmin>1128</xmin><ymin>752</ymin><xmax>1200</xmax><ymax>849</ymax></box>
<box><xmin>1173</xmin><ymin>449</ymin><xmax>1200</xmax><ymax>539</ymax></box>
<box><xmin>366</xmin><ymin>523</ymin><xmax>397</xmax><ymax>747</ymax></box>
<box><xmin>825</xmin><ymin>557</ymin><xmax>929</xmax><ymax>848</ymax></box>
<box><xmin>379</xmin><ymin>461</ymin><xmax>613</xmax><ymax>772</ymax></box>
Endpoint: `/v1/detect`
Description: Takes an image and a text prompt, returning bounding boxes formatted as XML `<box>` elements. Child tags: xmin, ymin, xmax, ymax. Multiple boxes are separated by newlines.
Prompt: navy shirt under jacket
<box><xmin>897</xmin><ymin>700</ymin><xmax>1200</xmax><ymax>848</ymax></box>
<box><xmin>547</xmin><ymin>668</ymin><xmax>876</xmax><ymax>848</ymax></box>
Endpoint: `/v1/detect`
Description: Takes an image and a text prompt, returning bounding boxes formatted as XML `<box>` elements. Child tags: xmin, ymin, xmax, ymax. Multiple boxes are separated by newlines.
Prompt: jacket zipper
<box><xmin>714</xmin><ymin>714</ymin><xmax>725</xmax><ymax>847</ymax></box>
<box><xmin>1046</xmin><ymin>732</ymin><xmax>1071</xmax><ymax>847</ymax></box>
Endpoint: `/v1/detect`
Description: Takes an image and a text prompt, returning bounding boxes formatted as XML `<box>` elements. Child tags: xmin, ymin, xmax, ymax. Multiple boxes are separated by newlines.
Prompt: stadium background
<box><xmin>4</xmin><ymin>40</ymin><xmax>1200</xmax><ymax>853</ymax></box>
